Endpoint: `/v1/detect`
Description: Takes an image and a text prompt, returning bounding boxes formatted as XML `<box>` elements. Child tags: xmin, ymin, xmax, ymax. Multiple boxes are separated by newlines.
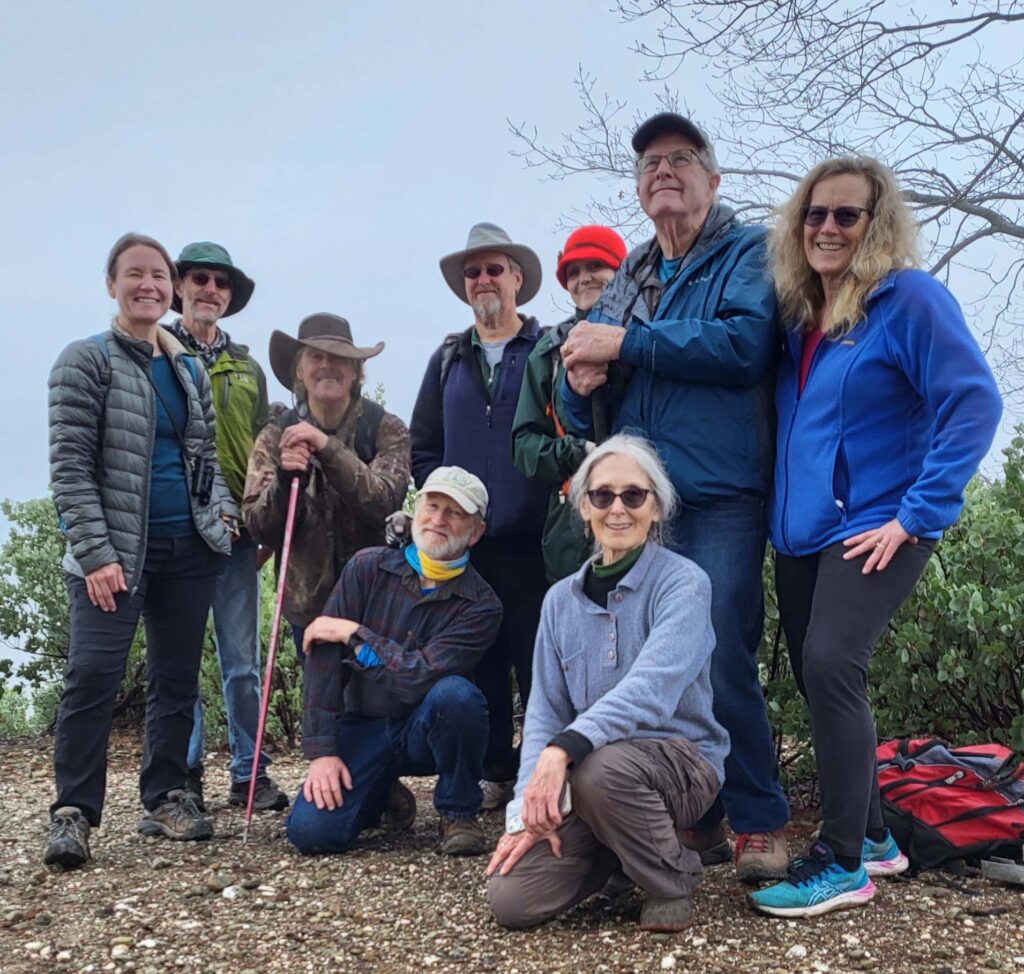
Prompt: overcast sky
<box><xmin>1</xmin><ymin>0</ymin><xmax>1017</xmax><ymax>522</ymax></box>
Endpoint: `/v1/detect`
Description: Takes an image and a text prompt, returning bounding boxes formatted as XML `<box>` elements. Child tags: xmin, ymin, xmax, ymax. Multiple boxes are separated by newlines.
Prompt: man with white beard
<box><xmin>410</xmin><ymin>224</ymin><xmax>549</xmax><ymax>814</ymax></box>
<box><xmin>285</xmin><ymin>467</ymin><xmax>503</xmax><ymax>857</ymax></box>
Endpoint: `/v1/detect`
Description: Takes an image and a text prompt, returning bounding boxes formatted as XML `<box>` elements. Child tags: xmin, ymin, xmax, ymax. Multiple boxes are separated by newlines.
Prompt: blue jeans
<box><xmin>668</xmin><ymin>495</ymin><xmax>790</xmax><ymax>834</ymax></box>
<box><xmin>187</xmin><ymin>536</ymin><xmax>270</xmax><ymax>784</ymax></box>
<box><xmin>286</xmin><ymin>676</ymin><xmax>488</xmax><ymax>854</ymax></box>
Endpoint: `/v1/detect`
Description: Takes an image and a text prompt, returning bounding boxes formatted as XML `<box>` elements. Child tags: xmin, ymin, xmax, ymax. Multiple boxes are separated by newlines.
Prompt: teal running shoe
<box><xmin>749</xmin><ymin>842</ymin><xmax>876</xmax><ymax>918</ymax></box>
<box><xmin>862</xmin><ymin>830</ymin><xmax>909</xmax><ymax>877</ymax></box>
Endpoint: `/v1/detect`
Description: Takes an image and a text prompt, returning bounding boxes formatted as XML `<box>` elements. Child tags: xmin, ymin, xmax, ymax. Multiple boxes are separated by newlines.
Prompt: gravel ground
<box><xmin>2</xmin><ymin>733</ymin><xmax>1023</xmax><ymax>974</ymax></box>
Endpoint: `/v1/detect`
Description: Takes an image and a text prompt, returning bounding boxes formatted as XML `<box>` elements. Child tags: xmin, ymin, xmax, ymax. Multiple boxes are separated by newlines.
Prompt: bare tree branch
<box><xmin>509</xmin><ymin>1</ymin><xmax>1024</xmax><ymax>399</ymax></box>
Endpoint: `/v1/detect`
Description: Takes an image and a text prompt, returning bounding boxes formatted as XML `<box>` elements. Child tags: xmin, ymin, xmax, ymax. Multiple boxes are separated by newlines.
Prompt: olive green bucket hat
<box><xmin>172</xmin><ymin>241</ymin><xmax>255</xmax><ymax>317</ymax></box>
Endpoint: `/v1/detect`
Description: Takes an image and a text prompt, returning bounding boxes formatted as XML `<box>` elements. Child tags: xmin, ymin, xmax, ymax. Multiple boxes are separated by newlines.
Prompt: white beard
<box><xmin>471</xmin><ymin>295</ymin><xmax>503</xmax><ymax>326</ymax></box>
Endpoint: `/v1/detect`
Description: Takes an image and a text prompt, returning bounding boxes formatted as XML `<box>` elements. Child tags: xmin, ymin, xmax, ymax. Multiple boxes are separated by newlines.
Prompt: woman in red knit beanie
<box><xmin>511</xmin><ymin>225</ymin><xmax>628</xmax><ymax>583</ymax></box>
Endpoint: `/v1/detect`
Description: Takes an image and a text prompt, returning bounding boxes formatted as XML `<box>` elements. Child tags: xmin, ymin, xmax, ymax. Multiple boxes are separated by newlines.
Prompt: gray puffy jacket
<box><xmin>48</xmin><ymin>324</ymin><xmax>235</xmax><ymax>590</ymax></box>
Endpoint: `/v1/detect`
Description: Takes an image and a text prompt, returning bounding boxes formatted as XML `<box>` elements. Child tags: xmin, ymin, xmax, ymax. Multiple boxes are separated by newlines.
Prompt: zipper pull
<box><xmin>486</xmin><ymin>403</ymin><xmax>492</xmax><ymax>427</ymax></box>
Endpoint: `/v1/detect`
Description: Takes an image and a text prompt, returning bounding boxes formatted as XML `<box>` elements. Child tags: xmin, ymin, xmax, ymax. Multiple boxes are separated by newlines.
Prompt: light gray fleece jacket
<box><xmin>508</xmin><ymin>542</ymin><xmax>729</xmax><ymax>830</ymax></box>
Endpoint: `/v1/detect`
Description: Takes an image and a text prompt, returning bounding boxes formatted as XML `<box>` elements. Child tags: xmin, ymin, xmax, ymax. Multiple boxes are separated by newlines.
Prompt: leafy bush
<box><xmin>761</xmin><ymin>426</ymin><xmax>1024</xmax><ymax>783</ymax></box>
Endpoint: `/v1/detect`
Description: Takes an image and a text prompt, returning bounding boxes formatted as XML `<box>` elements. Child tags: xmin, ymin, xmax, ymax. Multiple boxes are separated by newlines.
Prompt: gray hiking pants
<box><xmin>488</xmin><ymin>738</ymin><xmax>721</xmax><ymax>929</ymax></box>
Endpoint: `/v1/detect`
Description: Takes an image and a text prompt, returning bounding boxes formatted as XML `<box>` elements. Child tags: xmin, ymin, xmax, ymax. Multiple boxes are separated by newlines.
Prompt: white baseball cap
<box><xmin>419</xmin><ymin>466</ymin><xmax>489</xmax><ymax>517</ymax></box>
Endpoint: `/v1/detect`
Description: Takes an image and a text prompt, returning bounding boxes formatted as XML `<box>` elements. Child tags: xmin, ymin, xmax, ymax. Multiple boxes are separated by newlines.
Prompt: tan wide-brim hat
<box><xmin>269</xmin><ymin>313</ymin><xmax>385</xmax><ymax>391</ymax></box>
<box><xmin>439</xmin><ymin>222</ymin><xmax>542</xmax><ymax>306</ymax></box>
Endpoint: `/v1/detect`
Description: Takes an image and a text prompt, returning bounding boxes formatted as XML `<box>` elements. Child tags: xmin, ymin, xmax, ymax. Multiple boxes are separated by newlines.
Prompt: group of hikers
<box><xmin>44</xmin><ymin>111</ymin><xmax>1002</xmax><ymax>931</ymax></box>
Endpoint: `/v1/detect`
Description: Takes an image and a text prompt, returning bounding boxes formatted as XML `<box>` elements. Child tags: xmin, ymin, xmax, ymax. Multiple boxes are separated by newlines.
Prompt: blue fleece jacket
<box><xmin>770</xmin><ymin>269</ymin><xmax>1002</xmax><ymax>557</ymax></box>
<box><xmin>561</xmin><ymin>215</ymin><xmax>779</xmax><ymax>505</ymax></box>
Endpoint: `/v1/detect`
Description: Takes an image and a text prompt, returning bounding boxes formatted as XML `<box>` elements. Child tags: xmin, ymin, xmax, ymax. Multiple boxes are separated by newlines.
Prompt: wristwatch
<box><xmin>343</xmin><ymin>631</ymin><xmax>363</xmax><ymax>657</ymax></box>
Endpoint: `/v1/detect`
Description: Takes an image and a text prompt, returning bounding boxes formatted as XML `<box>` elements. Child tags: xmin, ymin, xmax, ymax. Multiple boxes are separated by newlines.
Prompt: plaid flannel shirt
<box><xmin>302</xmin><ymin>546</ymin><xmax>503</xmax><ymax>759</ymax></box>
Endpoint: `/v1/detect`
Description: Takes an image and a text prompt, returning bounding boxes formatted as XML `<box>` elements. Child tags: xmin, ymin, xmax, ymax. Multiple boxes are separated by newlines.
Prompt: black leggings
<box><xmin>775</xmin><ymin>538</ymin><xmax>933</xmax><ymax>858</ymax></box>
<box><xmin>469</xmin><ymin>535</ymin><xmax>547</xmax><ymax>783</ymax></box>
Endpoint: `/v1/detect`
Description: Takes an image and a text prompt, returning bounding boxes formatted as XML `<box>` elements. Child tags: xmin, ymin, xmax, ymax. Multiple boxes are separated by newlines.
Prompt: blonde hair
<box><xmin>769</xmin><ymin>157</ymin><xmax>919</xmax><ymax>336</ymax></box>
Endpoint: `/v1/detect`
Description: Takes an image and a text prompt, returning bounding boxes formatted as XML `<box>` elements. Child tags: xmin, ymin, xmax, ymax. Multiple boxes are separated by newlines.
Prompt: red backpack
<box><xmin>876</xmin><ymin>738</ymin><xmax>1024</xmax><ymax>868</ymax></box>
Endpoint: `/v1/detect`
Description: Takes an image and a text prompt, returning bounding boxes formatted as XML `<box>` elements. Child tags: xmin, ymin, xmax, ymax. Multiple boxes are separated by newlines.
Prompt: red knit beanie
<box><xmin>555</xmin><ymin>225</ymin><xmax>627</xmax><ymax>289</ymax></box>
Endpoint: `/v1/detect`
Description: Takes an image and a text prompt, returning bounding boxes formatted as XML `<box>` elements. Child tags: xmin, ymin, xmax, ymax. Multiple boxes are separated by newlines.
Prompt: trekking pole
<box><xmin>243</xmin><ymin>475</ymin><xmax>301</xmax><ymax>843</ymax></box>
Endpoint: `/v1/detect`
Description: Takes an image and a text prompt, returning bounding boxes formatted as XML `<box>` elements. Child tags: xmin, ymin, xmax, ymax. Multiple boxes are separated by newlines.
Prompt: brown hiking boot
<box><xmin>439</xmin><ymin>816</ymin><xmax>487</xmax><ymax>856</ymax></box>
<box><xmin>681</xmin><ymin>822</ymin><xmax>733</xmax><ymax>866</ymax></box>
<box><xmin>44</xmin><ymin>807</ymin><xmax>91</xmax><ymax>869</ymax></box>
<box><xmin>639</xmin><ymin>894</ymin><xmax>693</xmax><ymax>932</ymax></box>
<box><xmin>381</xmin><ymin>779</ymin><xmax>416</xmax><ymax>830</ymax></box>
<box><xmin>735</xmin><ymin>829</ymin><xmax>789</xmax><ymax>883</ymax></box>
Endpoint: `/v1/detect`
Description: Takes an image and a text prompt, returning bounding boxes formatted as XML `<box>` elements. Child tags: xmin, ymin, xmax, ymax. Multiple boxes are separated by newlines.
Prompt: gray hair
<box><xmin>506</xmin><ymin>256</ymin><xmax>522</xmax><ymax>275</ymax></box>
<box><xmin>568</xmin><ymin>433</ymin><xmax>678</xmax><ymax>546</ymax></box>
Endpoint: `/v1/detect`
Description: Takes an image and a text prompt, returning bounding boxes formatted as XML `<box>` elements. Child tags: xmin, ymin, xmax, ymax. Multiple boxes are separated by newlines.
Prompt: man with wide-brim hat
<box><xmin>243</xmin><ymin>312</ymin><xmax>411</xmax><ymax>658</ymax></box>
<box><xmin>558</xmin><ymin>111</ymin><xmax>791</xmax><ymax>888</ymax></box>
<box><xmin>164</xmin><ymin>241</ymin><xmax>288</xmax><ymax>815</ymax></box>
<box><xmin>410</xmin><ymin>223</ymin><xmax>550</xmax><ymax>814</ymax></box>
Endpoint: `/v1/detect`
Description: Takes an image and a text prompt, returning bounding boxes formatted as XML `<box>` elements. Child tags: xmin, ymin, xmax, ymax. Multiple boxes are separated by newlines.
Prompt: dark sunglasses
<box><xmin>188</xmin><ymin>270</ymin><xmax>232</xmax><ymax>290</ymax></box>
<box><xmin>801</xmin><ymin>206</ymin><xmax>871</xmax><ymax>229</ymax></box>
<box><xmin>586</xmin><ymin>487</ymin><xmax>652</xmax><ymax>510</ymax></box>
<box><xmin>463</xmin><ymin>263</ymin><xmax>507</xmax><ymax>280</ymax></box>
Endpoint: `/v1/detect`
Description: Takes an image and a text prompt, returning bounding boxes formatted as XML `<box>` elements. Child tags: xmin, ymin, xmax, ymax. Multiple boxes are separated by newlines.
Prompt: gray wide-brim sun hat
<box><xmin>269</xmin><ymin>313</ymin><xmax>385</xmax><ymax>392</ymax></box>
<box><xmin>439</xmin><ymin>222</ymin><xmax>542</xmax><ymax>306</ymax></box>
<box><xmin>172</xmin><ymin>241</ymin><xmax>255</xmax><ymax>317</ymax></box>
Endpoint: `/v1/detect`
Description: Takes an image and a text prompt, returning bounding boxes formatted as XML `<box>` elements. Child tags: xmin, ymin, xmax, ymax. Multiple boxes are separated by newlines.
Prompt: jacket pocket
<box><xmin>830</xmin><ymin>440</ymin><xmax>850</xmax><ymax>525</ymax></box>
<box><xmin>557</xmin><ymin>646</ymin><xmax>588</xmax><ymax>712</ymax></box>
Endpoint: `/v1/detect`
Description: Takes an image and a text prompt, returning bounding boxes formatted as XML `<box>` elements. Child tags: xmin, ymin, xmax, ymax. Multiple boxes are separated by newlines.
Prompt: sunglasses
<box><xmin>801</xmin><ymin>206</ymin><xmax>871</xmax><ymax>229</ymax></box>
<box><xmin>188</xmin><ymin>270</ymin><xmax>232</xmax><ymax>290</ymax></box>
<box><xmin>586</xmin><ymin>487</ymin><xmax>652</xmax><ymax>510</ymax></box>
<box><xmin>463</xmin><ymin>263</ymin><xmax>508</xmax><ymax>280</ymax></box>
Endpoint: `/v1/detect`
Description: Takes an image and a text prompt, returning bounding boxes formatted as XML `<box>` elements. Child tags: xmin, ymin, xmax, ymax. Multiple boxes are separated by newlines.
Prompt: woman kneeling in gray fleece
<box><xmin>487</xmin><ymin>433</ymin><xmax>728</xmax><ymax>933</ymax></box>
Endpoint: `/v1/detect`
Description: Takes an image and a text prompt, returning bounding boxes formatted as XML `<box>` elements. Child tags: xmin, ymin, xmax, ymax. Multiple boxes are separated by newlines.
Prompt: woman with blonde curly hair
<box><xmin>749</xmin><ymin>157</ymin><xmax>1002</xmax><ymax>918</ymax></box>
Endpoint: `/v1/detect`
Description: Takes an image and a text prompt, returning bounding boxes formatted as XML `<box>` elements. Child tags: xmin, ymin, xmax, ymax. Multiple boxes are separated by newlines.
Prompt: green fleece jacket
<box><xmin>207</xmin><ymin>341</ymin><xmax>268</xmax><ymax>505</ymax></box>
<box><xmin>510</xmin><ymin>314</ymin><xmax>592</xmax><ymax>582</ymax></box>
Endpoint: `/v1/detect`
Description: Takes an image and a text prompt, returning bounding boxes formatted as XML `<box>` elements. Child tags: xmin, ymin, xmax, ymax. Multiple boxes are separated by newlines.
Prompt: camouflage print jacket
<box><xmin>243</xmin><ymin>395</ymin><xmax>412</xmax><ymax>627</ymax></box>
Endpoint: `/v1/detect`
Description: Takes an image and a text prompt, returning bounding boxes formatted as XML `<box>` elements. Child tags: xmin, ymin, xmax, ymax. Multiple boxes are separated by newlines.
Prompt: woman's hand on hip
<box><xmin>522</xmin><ymin>746</ymin><xmax>570</xmax><ymax>835</ymax></box>
<box><xmin>843</xmin><ymin>518</ymin><xmax>917</xmax><ymax>574</ymax></box>
<box><xmin>486</xmin><ymin>829</ymin><xmax>562</xmax><ymax>878</ymax></box>
<box><xmin>85</xmin><ymin>563</ymin><xmax>127</xmax><ymax>612</ymax></box>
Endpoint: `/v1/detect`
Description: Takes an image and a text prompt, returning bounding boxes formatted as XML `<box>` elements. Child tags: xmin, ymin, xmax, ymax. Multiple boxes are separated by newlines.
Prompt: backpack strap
<box><xmin>354</xmin><ymin>398</ymin><xmax>385</xmax><ymax>464</ymax></box>
<box><xmin>439</xmin><ymin>332</ymin><xmax>462</xmax><ymax>389</ymax></box>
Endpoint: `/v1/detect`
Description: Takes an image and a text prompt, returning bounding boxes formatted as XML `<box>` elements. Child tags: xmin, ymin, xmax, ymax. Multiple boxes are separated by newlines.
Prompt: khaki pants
<box><xmin>488</xmin><ymin>738</ymin><xmax>721</xmax><ymax>929</ymax></box>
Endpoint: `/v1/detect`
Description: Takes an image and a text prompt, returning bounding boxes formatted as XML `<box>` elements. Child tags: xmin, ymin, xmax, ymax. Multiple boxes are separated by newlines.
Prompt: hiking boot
<box><xmin>600</xmin><ymin>868</ymin><xmax>636</xmax><ymax>900</ymax></box>
<box><xmin>228</xmin><ymin>776</ymin><xmax>289</xmax><ymax>812</ymax></box>
<box><xmin>439</xmin><ymin>816</ymin><xmax>488</xmax><ymax>856</ymax></box>
<box><xmin>748</xmin><ymin>841</ymin><xmax>876</xmax><ymax>918</ymax></box>
<box><xmin>381</xmin><ymin>779</ymin><xmax>416</xmax><ymax>830</ymax></box>
<box><xmin>479</xmin><ymin>779</ymin><xmax>515</xmax><ymax>811</ymax></box>
<box><xmin>639</xmin><ymin>894</ymin><xmax>693</xmax><ymax>932</ymax></box>
<box><xmin>681</xmin><ymin>822</ymin><xmax>733</xmax><ymax>866</ymax></box>
<box><xmin>862</xmin><ymin>829</ymin><xmax>909</xmax><ymax>877</ymax></box>
<box><xmin>184</xmin><ymin>767</ymin><xmax>206</xmax><ymax>813</ymax></box>
<box><xmin>43</xmin><ymin>807</ymin><xmax>91</xmax><ymax>869</ymax></box>
<box><xmin>735</xmin><ymin>829</ymin><xmax>789</xmax><ymax>883</ymax></box>
<box><xmin>138</xmin><ymin>790</ymin><xmax>213</xmax><ymax>841</ymax></box>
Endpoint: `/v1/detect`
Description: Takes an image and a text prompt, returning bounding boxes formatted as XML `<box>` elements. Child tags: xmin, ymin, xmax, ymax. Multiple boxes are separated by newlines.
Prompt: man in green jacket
<box><xmin>167</xmin><ymin>241</ymin><xmax>287</xmax><ymax>812</ymax></box>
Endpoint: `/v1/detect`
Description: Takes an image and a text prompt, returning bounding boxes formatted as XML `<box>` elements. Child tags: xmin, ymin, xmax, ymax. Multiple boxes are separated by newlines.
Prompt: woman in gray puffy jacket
<box><xmin>44</xmin><ymin>232</ymin><xmax>235</xmax><ymax>869</ymax></box>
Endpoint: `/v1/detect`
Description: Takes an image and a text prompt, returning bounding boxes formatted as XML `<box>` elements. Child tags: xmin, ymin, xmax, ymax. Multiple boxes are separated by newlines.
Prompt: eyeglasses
<box><xmin>635</xmin><ymin>148</ymin><xmax>700</xmax><ymax>175</ymax></box>
<box><xmin>586</xmin><ymin>487</ymin><xmax>652</xmax><ymax>510</ymax></box>
<box><xmin>463</xmin><ymin>263</ymin><xmax>508</xmax><ymax>280</ymax></box>
<box><xmin>188</xmin><ymin>270</ymin><xmax>232</xmax><ymax>290</ymax></box>
<box><xmin>801</xmin><ymin>206</ymin><xmax>871</xmax><ymax>229</ymax></box>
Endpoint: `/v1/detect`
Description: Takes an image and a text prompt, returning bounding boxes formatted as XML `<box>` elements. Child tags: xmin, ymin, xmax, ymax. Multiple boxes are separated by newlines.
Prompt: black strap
<box><xmin>145</xmin><ymin>361</ymin><xmax>193</xmax><ymax>468</ymax></box>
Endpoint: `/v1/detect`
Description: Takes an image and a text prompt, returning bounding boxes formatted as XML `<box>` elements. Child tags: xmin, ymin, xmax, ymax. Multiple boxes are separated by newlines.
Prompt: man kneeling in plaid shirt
<box><xmin>285</xmin><ymin>466</ymin><xmax>503</xmax><ymax>857</ymax></box>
